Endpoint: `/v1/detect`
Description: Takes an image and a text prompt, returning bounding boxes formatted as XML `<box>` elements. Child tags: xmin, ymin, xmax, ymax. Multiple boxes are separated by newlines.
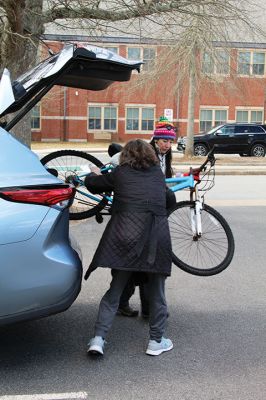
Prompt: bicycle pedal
<box><xmin>95</xmin><ymin>213</ymin><xmax>104</xmax><ymax>224</ymax></box>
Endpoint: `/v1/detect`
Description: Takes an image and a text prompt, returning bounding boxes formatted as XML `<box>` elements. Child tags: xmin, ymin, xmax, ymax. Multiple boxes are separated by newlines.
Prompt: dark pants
<box><xmin>94</xmin><ymin>270</ymin><xmax>167</xmax><ymax>341</ymax></box>
<box><xmin>112</xmin><ymin>270</ymin><xmax>149</xmax><ymax>314</ymax></box>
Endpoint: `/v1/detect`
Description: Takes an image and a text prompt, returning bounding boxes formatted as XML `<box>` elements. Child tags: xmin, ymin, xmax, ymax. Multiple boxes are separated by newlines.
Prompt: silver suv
<box><xmin>0</xmin><ymin>44</ymin><xmax>141</xmax><ymax>326</ymax></box>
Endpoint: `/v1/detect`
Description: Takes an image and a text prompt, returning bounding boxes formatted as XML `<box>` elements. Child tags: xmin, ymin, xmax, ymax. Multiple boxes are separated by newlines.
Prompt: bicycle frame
<box><xmin>75</xmin><ymin>171</ymin><xmax>196</xmax><ymax>203</ymax></box>
<box><xmin>74</xmin><ymin>168</ymin><xmax>206</xmax><ymax>234</ymax></box>
<box><xmin>72</xmin><ymin>148</ymin><xmax>216</xmax><ymax>236</ymax></box>
<box><xmin>165</xmin><ymin>174</ymin><xmax>194</xmax><ymax>192</ymax></box>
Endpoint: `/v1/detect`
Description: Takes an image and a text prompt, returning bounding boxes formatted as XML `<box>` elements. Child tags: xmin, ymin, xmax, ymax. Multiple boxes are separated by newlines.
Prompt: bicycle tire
<box><xmin>40</xmin><ymin>149</ymin><xmax>108</xmax><ymax>220</ymax></box>
<box><xmin>168</xmin><ymin>201</ymin><xmax>235</xmax><ymax>276</ymax></box>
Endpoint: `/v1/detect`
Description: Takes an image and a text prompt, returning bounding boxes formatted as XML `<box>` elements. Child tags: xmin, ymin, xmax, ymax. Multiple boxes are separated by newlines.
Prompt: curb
<box><xmin>172</xmin><ymin>167</ymin><xmax>266</xmax><ymax>175</ymax></box>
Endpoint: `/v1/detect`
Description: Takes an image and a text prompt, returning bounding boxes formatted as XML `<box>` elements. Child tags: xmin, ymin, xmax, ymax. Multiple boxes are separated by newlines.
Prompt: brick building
<box><xmin>31</xmin><ymin>34</ymin><xmax>266</xmax><ymax>142</ymax></box>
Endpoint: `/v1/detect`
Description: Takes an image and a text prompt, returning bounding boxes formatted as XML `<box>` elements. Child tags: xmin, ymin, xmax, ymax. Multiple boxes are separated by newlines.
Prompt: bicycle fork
<box><xmin>190</xmin><ymin>187</ymin><xmax>203</xmax><ymax>240</ymax></box>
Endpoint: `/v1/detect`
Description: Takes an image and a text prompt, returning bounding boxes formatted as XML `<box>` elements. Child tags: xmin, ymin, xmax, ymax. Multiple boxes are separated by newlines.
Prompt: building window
<box><xmin>214</xmin><ymin>109</ymin><xmax>228</xmax><ymax>125</ymax></box>
<box><xmin>143</xmin><ymin>48</ymin><xmax>156</xmax><ymax>71</ymax></box>
<box><xmin>128</xmin><ymin>47</ymin><xmax>141</xmax><ymax>60</ymax></box>
<box><xmin>253</xmin><ymin>52</ymin><xmax>265</xmax><ymax>75</ymax></box>
<box><xmin>251</xmin><ymin>110</ymin><xmax>263</xmax><ymax>123</ymax></box>
<box><xmin>238</xmin><ymin>52</ymin><xmax>250</xmax><ymax>75</ymax></box>
<box><xmin>237</xmin><ymin>51</ymin><xmax>265</xmax><ymax>76</ymax></box>
<box><xmin>236</xmin><ymin>110</ymin><xmax>248</xmax><ymax>123</ymax></box>
<box><xmin>202</xmin><ymin>53</ymin><xmax>214</xmax><ymax>74</ymax></box>
<box><xmin>200</xmin><ymin>108</ymin><xmax>228</xmax><ymax>132</ymax></box>
<box><xmin>202</xmin><ymin>50</ymin><xmax>229</xmax><ymax>75</ymax></box>
<box><xmin>236</xmin><ymin>109</ymin><xmax>263</xmax><ymax>123</ymax></box>
<box><xmin>127</xmin><ymin>46</ymin><xmax>156</xmax><ymax>71</ymax></box>
<box><xmin>126</xmin><ymin>106</ymin><xmax>155</xmax><ymax>131</ymax></box>
<box><xmin>142</xmin><ymin>108</ymin><xmax>154</xmax><ymax>130</ymax></box>
<box><xmin>88</xmin><ymin>106</ymin><xmax>101</xmax><ymax>129</ymax></box>
<box><xmin>216</xmin><ymin>50</ymin><xmax>230</xmax><ymax>74</ymax></box>
<box><xmin>31</xmin><ymin>104</ymin><xmax>41</xmax><ymax>130</ymax></box>
<box><xmin>104</xmin><ymin>107</ymin><xmax>117</xmax><ymax>130</ymax></box>
<box><xmin>200</xmin><ymin>110</ymin><xmax>212</xmax><ymax>131</ymax></box>
<box><xmin>126</xmin><ymin>108</ymin><xmax>139</xmax><ymax>130</ymax></box>
<box><xmin>103</xmin><ymin>46</ymin><xmax>118</xmax><ymax>54</ymax></box>
<box><xmin>88</xmin><ymin>105</ymin><xmax>117</xmax><ymax>131</ymax></box>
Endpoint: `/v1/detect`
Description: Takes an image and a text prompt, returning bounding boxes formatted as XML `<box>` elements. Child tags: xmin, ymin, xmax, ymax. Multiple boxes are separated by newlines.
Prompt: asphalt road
<box><xmin>0</xmin><ymin>183</ymin><xmax>266</xmax><ymax>399</ymax></box>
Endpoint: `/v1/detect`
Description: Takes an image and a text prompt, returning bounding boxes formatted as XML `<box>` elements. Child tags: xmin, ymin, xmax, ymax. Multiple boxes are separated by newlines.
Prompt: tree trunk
<box><xmin>1</xmin><ymin>0</ymin><xmax>44</xmax><ymax>148</ymax></box>
<box><xmin>185</xmin><ymin>63</ymin><xmax>196</xmax><ymax>158</ymax></box>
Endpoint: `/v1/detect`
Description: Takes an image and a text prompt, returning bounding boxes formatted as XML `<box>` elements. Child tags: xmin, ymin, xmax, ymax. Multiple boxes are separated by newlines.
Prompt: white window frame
<box><xmin>125</xmin><ymin>104</ymin><xmax>156</xmax><ymax>133</ymax></box>
<box><xmin>201</xmin><ymin>49</ymin><xmax>230</xmax><ymax>75</ymax></box>
<box><xmin>235</xmin><ymin>107</ymin><xmax>264</xmax><ymax>123</ymax></box>
<box><xmin>199</xmin><ymin>107</ymin><xmax>228</xmax><ymax>132</ymax></box>
<box><xmin>87</xmin><ymin>103</ymin><xmax>118</xmax><ymax>132</ymax></box>
<box><xmin>237</xmin><ymin>50</ymin><xmax>265</xmax><ymax>76</ymax></box>
<box><xmin>31</xmin><ymin>104</ymin><xmax>41</xmax><ymax>130</ymax></box>
<box><xmin>127</xmin><ymin>46</ymin><xmax>156</xmax><ymax>72</ymax></box>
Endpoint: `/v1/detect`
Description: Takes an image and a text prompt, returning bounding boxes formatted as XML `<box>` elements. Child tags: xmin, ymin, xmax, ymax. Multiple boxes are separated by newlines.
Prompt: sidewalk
<box><xmin>32</xmin><ymin>142</ymin><xmax>266</xmax><ymax>175</ymax></box>
<box><xmin>172</xmin><ymin>164</ymin><xmax>266</xmax><ymax>175</ymax></box>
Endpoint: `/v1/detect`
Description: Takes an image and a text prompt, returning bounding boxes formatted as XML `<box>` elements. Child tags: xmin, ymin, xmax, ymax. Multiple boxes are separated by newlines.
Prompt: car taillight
<box><xmin>0</xmin><ymin>186</ymin><xmax>75</xmax><ymax>206</ymax></box>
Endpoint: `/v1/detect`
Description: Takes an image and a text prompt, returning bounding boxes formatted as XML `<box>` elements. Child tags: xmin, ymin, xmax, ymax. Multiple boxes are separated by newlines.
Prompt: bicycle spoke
<box><xmin>41</xmin><ymin>150</ymin><xmax>108</xmax><ymax>220</ymax></box>
<box><xmin>169</xmin><ymin>202</ymin><xmax>231</xmax><ymax>271</ymax></box>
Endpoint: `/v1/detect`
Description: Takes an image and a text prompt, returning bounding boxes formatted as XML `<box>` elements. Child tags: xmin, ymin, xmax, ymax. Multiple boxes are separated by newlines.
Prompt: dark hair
<box><xmin>120</xmin><ymin>139</ymin><xmax>159</xmax><ymax>170</ymax></box>
<box><xmin>150</xmin><ymin>138</ymin><xmax>173</xmax><ymax>178</ymax></box>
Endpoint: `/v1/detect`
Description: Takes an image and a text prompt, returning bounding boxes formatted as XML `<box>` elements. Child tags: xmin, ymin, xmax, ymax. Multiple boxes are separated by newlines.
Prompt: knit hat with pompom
<box><xmin>152</xmin><ymin>116</ymin><xmax>176</xmax><ymax>140</ymax></box>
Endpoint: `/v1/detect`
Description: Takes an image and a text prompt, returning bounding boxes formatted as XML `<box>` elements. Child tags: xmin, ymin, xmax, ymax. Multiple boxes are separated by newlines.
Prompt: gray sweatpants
<box><xmin>94</xmin><ymin>270</ymin><xmax>167</xmax><ymax>341</ymax></box>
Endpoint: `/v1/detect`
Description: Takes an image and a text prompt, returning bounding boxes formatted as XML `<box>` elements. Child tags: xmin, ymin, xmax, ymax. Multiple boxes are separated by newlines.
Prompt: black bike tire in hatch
<box><xmin>41</xmin><ymin>149</ymin><xmax>108</xmax><ymax>220</ymax></box>
<box><xmin>168</xmin><ymin>201</ymin><xmax>235</xmax><ymax>276</ymax></box>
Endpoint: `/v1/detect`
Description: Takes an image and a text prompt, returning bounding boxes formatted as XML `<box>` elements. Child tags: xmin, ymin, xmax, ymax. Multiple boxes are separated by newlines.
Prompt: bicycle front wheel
<box><xmin>168</xmin><ymin>201</ymin><xmax>235</xmax><ymax>276</ymax></box>
<box><xmin>41</xmin><ymin>150</ymin><xmax>108</xmax><ymax>220</ymax></box>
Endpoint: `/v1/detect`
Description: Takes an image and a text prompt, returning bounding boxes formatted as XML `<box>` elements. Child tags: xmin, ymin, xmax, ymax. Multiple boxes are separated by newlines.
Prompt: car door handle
<box><xmin>248</xmin><ymin>134</ymin><xmax>254</xmax><ymax>136</ymax></box>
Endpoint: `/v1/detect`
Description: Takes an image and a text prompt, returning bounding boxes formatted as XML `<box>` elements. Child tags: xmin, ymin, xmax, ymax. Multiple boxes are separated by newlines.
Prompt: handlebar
<box><xmin>198</xmin><ymin>146</ymin><xmax>216</xmax><ymax>172</ymax></box>
<box><xmin>186</xmin><ymin>146</ymin><xmax>216</xmax><ymax>179</ymax></box>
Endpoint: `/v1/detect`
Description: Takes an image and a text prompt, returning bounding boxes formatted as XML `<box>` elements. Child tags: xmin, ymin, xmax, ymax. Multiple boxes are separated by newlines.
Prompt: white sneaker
<box><xmin>87</xmin><ymin>336</ymin><xmax>105</xmax><ymax>355</ymax></box>
<box><xmin>146</xmin><ymin>337</ymin><xmax>173</xmax><ymax>356</ymax></box>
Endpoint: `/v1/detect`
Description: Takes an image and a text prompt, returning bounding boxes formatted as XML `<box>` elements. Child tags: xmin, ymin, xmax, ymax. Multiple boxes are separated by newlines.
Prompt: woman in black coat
<box><xmin>114</xmin><ymin>118</ymin><xmax>177</xmax><ymax>318</ymax></box>
<box><xmin>85</xmin><ymin>139</ymin><xmax>174</xmax><ymax>357</ymax></box>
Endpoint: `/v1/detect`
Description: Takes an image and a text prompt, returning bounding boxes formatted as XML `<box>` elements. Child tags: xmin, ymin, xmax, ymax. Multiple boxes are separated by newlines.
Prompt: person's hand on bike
<box><xmin>90</xmin><ymin>166</ymin><xmax>102</xmax><ymax>175</ymax></box>
<box><xmin>176</xmin><ymin>168</ymin><xmax>200</xmax><ymax>181</ymax></box>
<box><xmin>71</xmin><ymin>175</ymin><xmax>81</xmax><ymax>187</ymax></box>
<box><xmin>191</xmin><ymin>167</ymin><xmax>201</xmax><ymax>177</ymax></box>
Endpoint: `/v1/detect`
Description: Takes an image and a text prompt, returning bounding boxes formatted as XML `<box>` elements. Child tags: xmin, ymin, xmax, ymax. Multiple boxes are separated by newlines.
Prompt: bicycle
<box><xmin>41</xmin><ymin>148</ymin><xmax>235</xmax><ymax>277</ymax></box>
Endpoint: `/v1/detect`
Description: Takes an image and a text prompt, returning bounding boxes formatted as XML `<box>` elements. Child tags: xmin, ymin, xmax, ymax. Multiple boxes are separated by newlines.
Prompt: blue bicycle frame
<box><xmin>166</xmin><ymin>175</ymin><xmax>195</xmax><ymax>192</ymax></box>
<box><xmin>74</xmin><ymin>169</ymin><xmax>195</xmax><ymax>205</ymax></box>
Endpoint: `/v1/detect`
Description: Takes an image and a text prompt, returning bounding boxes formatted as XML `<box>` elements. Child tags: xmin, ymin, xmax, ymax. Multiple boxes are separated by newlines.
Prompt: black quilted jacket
<box><xmin>84</xmin><ymin>164</ymin><xmax>173</xmax><ymax>279</ymax></box>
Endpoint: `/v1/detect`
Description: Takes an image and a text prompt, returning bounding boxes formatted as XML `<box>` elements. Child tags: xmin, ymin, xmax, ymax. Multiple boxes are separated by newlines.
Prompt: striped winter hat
<box><xmin>152</xmin><ymin>116</ymin><xmax>176</xmax><ymax>140</ymax></box>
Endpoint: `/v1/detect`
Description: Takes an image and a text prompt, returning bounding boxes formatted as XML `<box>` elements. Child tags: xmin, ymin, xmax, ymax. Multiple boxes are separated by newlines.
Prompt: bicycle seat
<box><xmin>108</xmin><ymin>143</ymin><xmax>123</xmax><ymax>157</ymax></box>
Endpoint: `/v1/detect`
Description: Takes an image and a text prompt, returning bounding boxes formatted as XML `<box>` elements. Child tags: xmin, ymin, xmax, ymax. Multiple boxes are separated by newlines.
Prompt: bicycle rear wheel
<box><xmin>168</xmin><ymin>201</ymin><xmax>235</xmax><ymax>276</ymax></box>
<box><xmin>41</xmin><ymin>150</ymin><xmax>108</xmax><ymax>220</ymax></box>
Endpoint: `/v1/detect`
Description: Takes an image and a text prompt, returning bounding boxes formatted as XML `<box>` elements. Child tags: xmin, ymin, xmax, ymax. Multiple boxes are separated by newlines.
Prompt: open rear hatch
<box><xmin>0</xmin><ymin>43</ymin><xmax>142</xmax><ymax>130</ymax></box>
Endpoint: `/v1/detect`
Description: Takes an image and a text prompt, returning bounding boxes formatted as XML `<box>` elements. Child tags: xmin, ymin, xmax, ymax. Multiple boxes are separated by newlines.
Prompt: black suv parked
<box><xmin>177</xmin><ymin>123</ymin><xmax>266</xmax><ymax>157</ymax></box>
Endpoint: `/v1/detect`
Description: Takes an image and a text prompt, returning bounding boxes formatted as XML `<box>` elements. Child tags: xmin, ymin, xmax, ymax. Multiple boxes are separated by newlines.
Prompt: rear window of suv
<box><xmin>251</xmin><ymin>126</ymin><xmax>265</xmax><ymax>133</ymax></box>
<box><xmin>235</xmin><ymin>125</ymin><xmax>265</xmax><ymax>133</ymax></box>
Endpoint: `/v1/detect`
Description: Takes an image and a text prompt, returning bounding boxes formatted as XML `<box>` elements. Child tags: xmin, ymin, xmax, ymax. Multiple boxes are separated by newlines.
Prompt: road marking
<box><xmin>0</xmin><ymin>393</ymin><xmax>87</xmax><ymax>400</ymax></box>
